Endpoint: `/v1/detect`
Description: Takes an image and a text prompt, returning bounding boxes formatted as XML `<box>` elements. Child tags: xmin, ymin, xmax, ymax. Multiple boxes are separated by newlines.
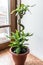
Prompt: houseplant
<box><xmin>8</xmin><ymin>3</ymin><xmax>33</xmax><ymax>65</ymax></box>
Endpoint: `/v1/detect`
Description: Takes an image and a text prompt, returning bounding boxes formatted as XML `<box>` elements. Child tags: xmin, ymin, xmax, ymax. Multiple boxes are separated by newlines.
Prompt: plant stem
<box><xmin>18</xmin><ymin>15</ymin><xmax>21</xmax><ymax>32</ymax></box>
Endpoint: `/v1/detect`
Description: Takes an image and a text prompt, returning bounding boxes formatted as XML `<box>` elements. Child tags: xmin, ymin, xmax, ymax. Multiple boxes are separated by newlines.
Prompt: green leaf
<box><xmin>15</xmin><ymin>47</ymin><xmax>21</xmax><ymax>54</ymax></box>
<box><xmin>26</xmin><ymin>33</ymin><xmax>33</xmax><ymax>36</ymax></box>
<box><xmin>16</xmin><ymin>30</ymin><xmax>19</xmax><ymax>38</ymax></box>
<box><xmin>9</xmin><ymin>42</ymin><xmax>18</xmax><ymax>47</ymax></box>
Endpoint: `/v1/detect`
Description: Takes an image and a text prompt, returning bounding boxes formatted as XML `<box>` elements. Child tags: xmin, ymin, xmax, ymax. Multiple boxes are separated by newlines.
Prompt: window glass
<box><xmin>0</xmin><ymin>0</ymin><xmax>10</xmax><ymax>26</ymax></box>
<box><xmin>0</xmin><ymin>0</ymin><xmax>10</xmax><ymax>43</ymax></box>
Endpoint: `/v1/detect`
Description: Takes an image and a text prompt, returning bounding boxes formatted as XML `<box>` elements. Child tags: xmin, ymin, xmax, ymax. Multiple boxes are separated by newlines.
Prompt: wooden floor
<box><xmin>0</xmin><ymin>48</ymin><xmax>43</xmax><ymax>65</ymax></box>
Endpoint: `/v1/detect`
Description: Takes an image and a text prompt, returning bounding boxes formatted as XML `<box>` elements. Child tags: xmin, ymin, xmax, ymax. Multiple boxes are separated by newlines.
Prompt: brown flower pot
<box><xmin>10</xmin><ymin>47</ymin><xmax>30</xmax><ymax>65</ymax></box>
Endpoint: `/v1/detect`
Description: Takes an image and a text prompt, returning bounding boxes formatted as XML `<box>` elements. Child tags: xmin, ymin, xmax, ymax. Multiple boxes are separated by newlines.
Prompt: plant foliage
<box><xmin>8</xmin><ymin>4</ymin><xmax>33</xmax><ymax>54</ymax></box>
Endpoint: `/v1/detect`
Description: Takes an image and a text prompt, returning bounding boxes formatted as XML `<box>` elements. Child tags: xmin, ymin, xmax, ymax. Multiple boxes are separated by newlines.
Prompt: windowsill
<box><xmin>0</xmin><ymin>42</ymin><xmax>10</xmax><ymax>50</ymax></box>
<box><xmin>0</xmin><ymin>33</ymin><xmax>10</xmax><ymax>50</ymax></box>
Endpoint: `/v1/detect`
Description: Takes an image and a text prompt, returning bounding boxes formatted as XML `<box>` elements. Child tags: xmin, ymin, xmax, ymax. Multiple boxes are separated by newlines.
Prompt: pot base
<box><xmin>15</xmin><ymin>63</ymin><xmax>24</xmax><ymax>65</ymax></box>
<box><xmin>15</xmin><ymin>64</ymin><xmax>24</xmax><ymax>65</ymax></box>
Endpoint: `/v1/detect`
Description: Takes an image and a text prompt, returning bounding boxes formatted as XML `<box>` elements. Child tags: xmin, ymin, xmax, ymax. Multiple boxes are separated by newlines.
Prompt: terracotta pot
<box><xmin>10</xmin><ymin>47</ymin><xmax>30</xmax><ymax>65</ymax></box>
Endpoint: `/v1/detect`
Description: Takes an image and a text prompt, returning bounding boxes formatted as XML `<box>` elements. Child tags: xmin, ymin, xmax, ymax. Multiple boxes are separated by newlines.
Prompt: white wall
<box><xmin>21</xmin><ymin>0</ymin><xmax>43</xmax><ymax>60</ymax></box>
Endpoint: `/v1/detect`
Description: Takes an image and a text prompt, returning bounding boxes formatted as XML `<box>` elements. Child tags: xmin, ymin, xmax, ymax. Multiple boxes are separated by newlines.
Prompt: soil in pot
<box><xmin>12</xmin><ymin>47</ymin><xmax>28</xmax><ymax>54</ymax></box>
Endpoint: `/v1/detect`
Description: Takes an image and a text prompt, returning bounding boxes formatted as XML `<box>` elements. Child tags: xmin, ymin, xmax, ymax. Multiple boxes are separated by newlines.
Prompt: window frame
<box><xmin>0</xmin><ymin>0</ymin><xmax>17</xmax><ymax>50</ymax></box>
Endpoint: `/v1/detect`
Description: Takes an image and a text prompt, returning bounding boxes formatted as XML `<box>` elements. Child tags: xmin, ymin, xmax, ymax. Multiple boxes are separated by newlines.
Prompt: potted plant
<box><xmin>8</xmin><ymin>3</ymin><xmax>33</xmax><ymax>65</ymax></box>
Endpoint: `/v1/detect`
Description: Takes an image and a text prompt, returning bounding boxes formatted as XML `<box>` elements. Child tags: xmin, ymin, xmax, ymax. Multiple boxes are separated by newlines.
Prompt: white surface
<box><xmin>0</xmin><ymin>33</ymin><xmax>10</xmax><ymax>44</ymax></box>
<box><xmin>21</xmin><ymin>0</ymin><xmax>43</xmax><ymax>60</ymax></box>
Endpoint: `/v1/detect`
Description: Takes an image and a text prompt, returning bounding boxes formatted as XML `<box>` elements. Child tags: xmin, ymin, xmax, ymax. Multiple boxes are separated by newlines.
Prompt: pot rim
<box><xmin>10</xmin><ymin>47</ymin><xmax>30</xmax><ymax>56</ymax></box>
